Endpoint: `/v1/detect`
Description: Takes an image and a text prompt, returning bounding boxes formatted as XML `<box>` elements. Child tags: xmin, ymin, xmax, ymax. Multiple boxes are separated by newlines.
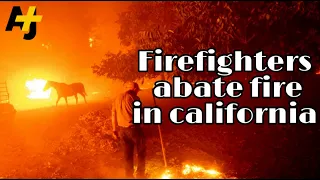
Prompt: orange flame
<box><xmin>182</xmin><ymin>164</ymin><xmax>221</xmax><ymax>177</ymax></box>
<box><xmin>25</xmin><ymin>78</ymin><xmax>51</xmax><ymax>99</ymax></box>
<box><xmin>89</xmin><ymin>37</ymin><xmax>94</xmax><ymax>48</ymax></box>
<box><xmin>160</xmin><ymin>163</ymin><xmax>223</xmax><ymax>179</ymax></box>
<box><xmin>161</xmin><ymin>170</ymin><xmax>172</xmax><ymax>179</ymax></box>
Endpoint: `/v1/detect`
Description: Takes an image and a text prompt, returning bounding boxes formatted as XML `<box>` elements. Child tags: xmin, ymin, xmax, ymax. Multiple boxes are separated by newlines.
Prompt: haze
<box><xmin>0</xmin><ymin>2</ymin><xmax>130</xmax><ymax>110</ymax></box>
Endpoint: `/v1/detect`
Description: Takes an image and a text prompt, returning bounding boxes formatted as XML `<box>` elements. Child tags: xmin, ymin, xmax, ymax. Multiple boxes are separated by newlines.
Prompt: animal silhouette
<box><xmin>43</xmin><ymin>81</ymin><xmax>87</xmax><ymax>106</ymax></box>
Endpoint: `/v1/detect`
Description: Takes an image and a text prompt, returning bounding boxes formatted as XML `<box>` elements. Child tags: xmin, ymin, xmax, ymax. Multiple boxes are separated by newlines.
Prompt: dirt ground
<box><xmin>0</xmin><ymin>102</ymin><xmax>116</xmax><ymax>178</ymax></box>
<box><xmin>0</xmin><ymin>89</ymin><xmax>319</xmax><ymax>178</ymax></box>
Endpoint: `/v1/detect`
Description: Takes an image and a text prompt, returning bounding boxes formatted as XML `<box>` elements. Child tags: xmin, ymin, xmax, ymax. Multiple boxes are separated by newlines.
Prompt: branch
<box><xmin>247</xmin><ymin>33</ymin><xmax>256</xmax><ymax>43</ymax></box>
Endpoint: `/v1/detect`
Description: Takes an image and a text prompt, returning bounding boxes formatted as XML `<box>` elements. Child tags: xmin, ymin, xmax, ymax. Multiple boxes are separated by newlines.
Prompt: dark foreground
<box><xmin>0</xmin><ymin>88</ymin><xmax>319</xmax><ymax>178</ymax></box>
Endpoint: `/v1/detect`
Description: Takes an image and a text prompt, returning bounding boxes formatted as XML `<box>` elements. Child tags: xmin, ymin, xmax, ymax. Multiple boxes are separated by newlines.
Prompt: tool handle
<box><xmin>158</xmin><ymin>124</ymin><xmax>167</xmax><ymax>167</ymax></box>
<box><xmin>153</xmin><ymin>95</ymin><xmax>168</xmax><ymax>168</ymax></box>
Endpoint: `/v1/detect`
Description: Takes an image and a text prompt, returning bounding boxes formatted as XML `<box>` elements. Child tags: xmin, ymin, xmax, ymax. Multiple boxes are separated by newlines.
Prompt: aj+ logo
<box><xmin>5</xmin><ymin>6</ymin><xmax>43</xmax><ymax>40</ymax></box>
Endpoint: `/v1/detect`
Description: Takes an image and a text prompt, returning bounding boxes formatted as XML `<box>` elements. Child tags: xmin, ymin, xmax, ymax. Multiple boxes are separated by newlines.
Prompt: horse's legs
<box><xmin>81</xmin><ymin>93</ymin><xmax>87</xmax><ymax>104</ymax></box>
<box><xmin>64</xmin><ymin>97</ymin><xmax>68</xmax><ymax>106</ymax></box>
<box><xmin>74</xmin><ymin>94</ymin><xmax>78</xmax><ymax>104</ymax></box>
<box><xmin>56</xmin><ymin>97</ymin><xmax>61</xmax><ymax>107</ymax></box>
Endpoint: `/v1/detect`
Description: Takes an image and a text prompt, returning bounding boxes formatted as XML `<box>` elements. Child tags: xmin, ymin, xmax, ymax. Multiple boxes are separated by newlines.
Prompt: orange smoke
<box><xmin>25</xmin><ymin>78</ymin><xmax>52</xmax><ymax>99</ymax></box>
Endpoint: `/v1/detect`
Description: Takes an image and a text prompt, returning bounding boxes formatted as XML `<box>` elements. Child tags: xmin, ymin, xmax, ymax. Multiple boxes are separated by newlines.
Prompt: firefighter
<box><xmin>111</xmin><ymin>82</ymin><xmax>146</xmax><ymax>178</ymax></box>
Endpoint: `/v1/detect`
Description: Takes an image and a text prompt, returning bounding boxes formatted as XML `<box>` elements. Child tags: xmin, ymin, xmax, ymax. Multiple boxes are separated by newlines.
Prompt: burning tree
<box><xmin>92</xmin><ymin>1</ymin><xmax>320</xmax><ymax>82</ymax></box>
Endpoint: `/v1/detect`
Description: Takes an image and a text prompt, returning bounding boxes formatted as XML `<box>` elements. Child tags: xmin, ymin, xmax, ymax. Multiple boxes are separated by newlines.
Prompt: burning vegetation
<box><xmin>160</xmin><ymin>164</ymin><xmax>226</xmax><ymax>179</ymax></box>
<box><xmin>25</xmin><ymin>79</ymin><xmax>52</xmax><ymax>99</ymax></box>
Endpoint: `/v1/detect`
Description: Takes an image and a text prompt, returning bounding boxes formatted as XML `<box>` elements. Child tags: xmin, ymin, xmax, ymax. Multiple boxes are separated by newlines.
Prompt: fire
<box><xmin>92</xmin><ymin>91</ymin><xmax>100</xmax><ymax>95</ymax></box>
<box><xmin>182</xmin><ymin>164</ymin><xmax>221</xmax><ymax>177</ymax></box>
<box><xmin>161</xmin><ymin>170</ymin><xmax>172</xmax><ymax>179</ymax></box>
<box><xmin>89</xmin><ymin>37</ymin><xmax>94</xmax><ymax>48</ymax></box>
<box><xmin>25</xmin><ymin>79</ymin><xmax>52</xmax><ymax>99</ymax></box>
<box><xmin>160</xmin><ymin>163</ymin><xmax>223</xmax><ymax>179</ymax></box>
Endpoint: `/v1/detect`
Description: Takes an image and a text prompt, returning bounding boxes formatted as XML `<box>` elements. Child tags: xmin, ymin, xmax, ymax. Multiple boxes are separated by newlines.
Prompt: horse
<box><xmin>43</xmin><ymin>80</ymin><xmax>87</xmax><ymax>106</ymax></box>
